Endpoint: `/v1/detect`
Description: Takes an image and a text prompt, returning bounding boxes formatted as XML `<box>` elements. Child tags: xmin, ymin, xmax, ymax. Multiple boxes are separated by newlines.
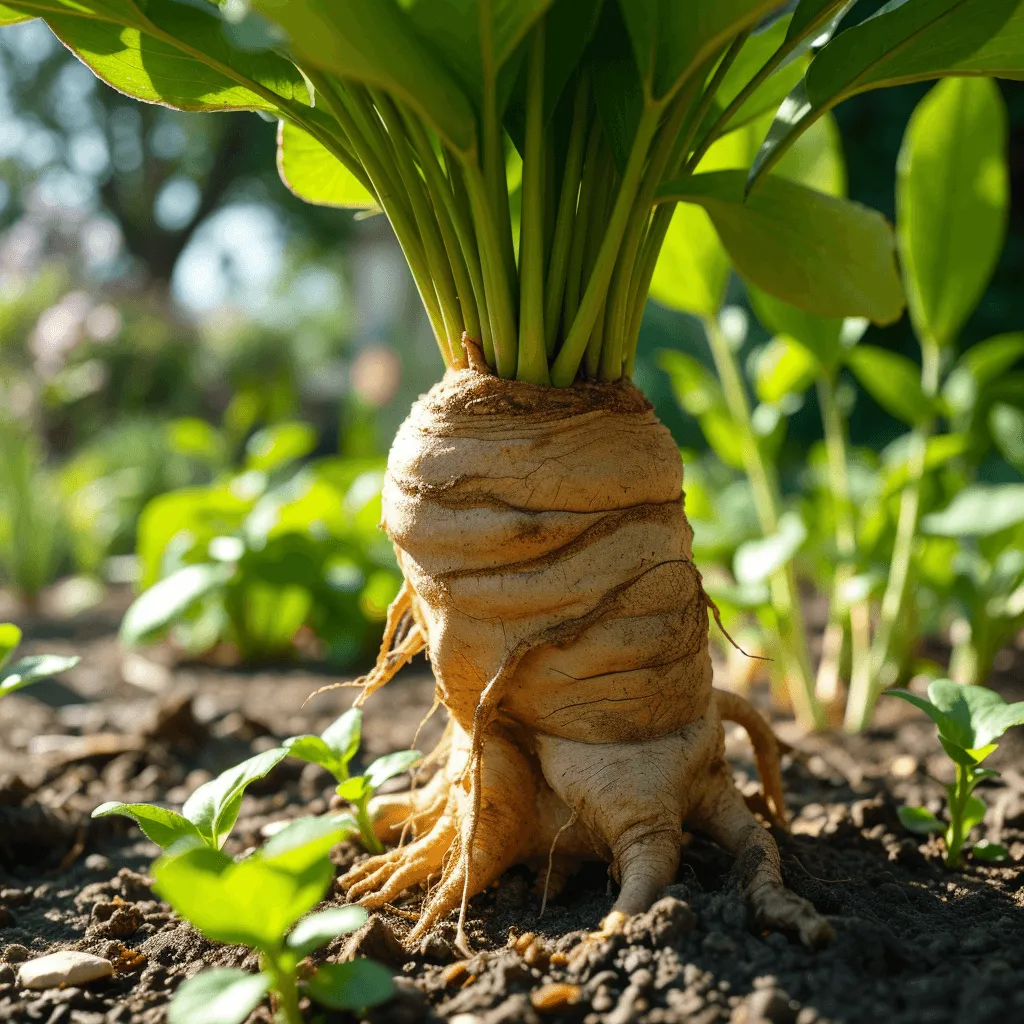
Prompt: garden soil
<box><xmin>1</xmin><ymin>590</ymin><xmax>1022</xmax><ymax>1024</ymax></box>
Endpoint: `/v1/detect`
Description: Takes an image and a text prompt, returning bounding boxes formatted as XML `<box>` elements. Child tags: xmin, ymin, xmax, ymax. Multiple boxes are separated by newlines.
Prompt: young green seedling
<box><xmin>283</xmin><ymin>708</ymin><xmax>420</xmax><ymax>854</ymax></box>
<box><xmin>155</xmin><ymin>816</ymin><xmax>393</xmax><ymax>1024</ymax></box>
<box><xmin>93</xmin><ymin>746</ymin><xmax>288</xmax><ymax>849</ymax></box>
<box><xmin>0</xmin><ymin>623</ymin><xmax>80</xmax><ymax>699</ymax></box>
<box><xmin>889</xmin><ymin>679</ymin><xmax>1024</xmax><ymax>867</ymax></box>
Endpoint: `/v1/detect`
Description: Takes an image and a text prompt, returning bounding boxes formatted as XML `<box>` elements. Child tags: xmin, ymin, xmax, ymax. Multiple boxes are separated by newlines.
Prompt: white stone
<box><xmin>17</xmin><ymin>951</ymin><xmax>114</xmax><ymax>989</ymax></box>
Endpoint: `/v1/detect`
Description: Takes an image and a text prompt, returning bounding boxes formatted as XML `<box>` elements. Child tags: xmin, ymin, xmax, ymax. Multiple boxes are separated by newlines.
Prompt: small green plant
<box><xmin>93</xmin><ymin>747</ymin><xmax>289</xmax><ymax>849</ymax></box>
<box><xmin>889</xmin><ymin>679</ymin><xmax>1024</xmax><ymax>868</ymax></box>
<box><xmin>284</xmin><ymin>708</ymin><xmax>421</xmax><ymax>855</ymax></box>
<box><xmin>0</xmin><ymin>622</ymin><xmax>80</xmax><ymax>699</ymax></box>
<box><xmin>155</xmin><ymin>816</ymin><xmax>394</xmax><ymax>1024</ymax></box>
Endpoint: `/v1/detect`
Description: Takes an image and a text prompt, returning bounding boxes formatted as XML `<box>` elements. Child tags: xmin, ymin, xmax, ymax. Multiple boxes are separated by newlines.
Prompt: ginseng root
<box><xmin>336</xmin><ymin>368</ymin><xmax>831</xmax><ymax>950</ymax></box>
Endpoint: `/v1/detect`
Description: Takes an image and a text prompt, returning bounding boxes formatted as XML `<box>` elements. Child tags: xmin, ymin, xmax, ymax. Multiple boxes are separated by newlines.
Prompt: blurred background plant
<box><xmin>0</xmin><ymin>4</ymin><xmax>1021</xmax><ymax>719</ymax></box>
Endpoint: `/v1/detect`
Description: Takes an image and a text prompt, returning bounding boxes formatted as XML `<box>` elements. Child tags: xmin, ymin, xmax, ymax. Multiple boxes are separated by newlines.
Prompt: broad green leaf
<box><xmin>659</xmin><ymin>171</ymin><xmax>904</xmax><ymax>324</ymax></box>
<box><xmin>0</xmin><ymin>623</ymin><xmax>21</xmax><ymax>670</ymax></box>
<box><xmin>259</xmin><ymin>814</ymin><xmax>353</xmax><ymax>865</ymax></box>
<box><xmin>786</xmin><ymin>0</ymin><xmax>859</xmax><ymax>45</ymax></box>
<box><xmin>91</xmin><ymin>801</ymin><xmax>205</xmax><ymax>849</ymax></box>
<box><xmin>120</xmin><ymin>563</ymin><xmax>232</xmax><ymax>647</ymax></box>
<box><xmin>755</xmin><ymin>335</ymin><xmax>819</xmax><ymax>402</ymax></box>
<box><xmin>306</xmin><ymin>961</ymin><xmax>395</xmax><ymax>1013</ymax></box>
<box><xmin>845</xmin><ymin>346</ymin><xmax>933</xmax><ymax>425</ymax></box>
<box><xmin>750</xmin><ymin>0</ymin><xmax>1024</xmax><ymax>188</ymax></box>
<box><xmin>619</xmin><ymin>0</ymin><xmax>783</xmax><ymax>100</ymax></box>
<box><xmin>286</xmin><ymin>906</ymin><xmax>367</xmax><ymax>958</ymax></box>
<box><xmin>0</xmin><ymin>4</ymin><xmax>32</xmax><ymax>24</ymax></box>
<box><xmin>168</xmin><ymin>418</ymin><xmax>227</xmax><ymax>465</ymax></box>
<box><xmin>990</xmin><ymin>403</ymin><xmax>1024</xmax><ymax>469</ymax></box>
<box><xmin>972</xmin><ymin>839</ymin><xmax>1008</xmax><ymax>861</ymax></box>
<box><xmin>898</xmin><ymin>805</ymin><xmax>944</xmax><ymax>834</ymax></box>
<box><xmin>283</xmin><ymin>735</ymin><xmax>346</xmax><ymax>779</ymax></box>
<box><xmin>651</xmin><ymin>119</ymin><xmax>772</xmax><ymax>319</ymax></box>
<box><xmin>365</xmin><ymin>750</ymin><xmax>421</xmax><ymax>791</ymax></box>
<box><xmin>888</xmin><ymin>687</ymin><xmax>953</xmax><ymax>735</ymax></box>
<box><xmin>44</xmin><ymin>2</ymin><xmax>311</xmax><ymax>114</ymax></box>
<box><xmin>772</xmin><ymin>111</ymin><xmax>847</xmax><ymax>197</ymax></box>
<box><xmin>168</xmin><ymin>969</ymin><xmax>271</xmax><ymax>1024</ymax></box>
<box><xmin>152</xmin><ymin>841</ymin><xmax>332</xmax><ymax>949</ymax></box>
<box><xmin>182</xmin><ymin>747</ymin><xmax>288</xmax><ymax>848</ymax></box>
<box><xmin>943</xmin><ymin>332</ymin><xmax>1024</xmax><ymax>415</ymax></box>
<box><xmin>335</xmin><ymin>775</ymin><xmax>371</xmax><ymax>803</ymax></box>
<box><xmin>921</xmin><ymin>484</ymin><xmax>1024</xmax><ymax>537</ymax></box>
<box><xmin>749</xmin><ymin>287</ymin><xmax>847</xmax><ymax>369</ymax></box>
<box><xmin>252</xmin><ymin>0</ymin><xmax>476</xmax><ymax>152</ymax></box>
<box><xmin>928</xmin><ymin>676</ymin><xmax>1024</xmax><ymax>748</ymax></box>
<box><xmin>277</xmin><ymin>122</ymin><xmax>376</xmax><ymax>210</ymax></box>
<box><xmin>245</xmin><ymin>422</ymin><xmax>317</xmax><ymax>473</ymax></box>
<box><xmin>898</xmin><ymin>77</ymin><xmax>1009</xmax><ymax>347</ymax></box>
<box><xmin>0</xmin><ymin>654</ymin><xmax>81</xmax><ymax>698</ymax></box>
<box><xmin>320</xmin><ymin>708</ymin><xmax>362</xmax><ymax>765</ymax></box>
<box><xmin>880</xmin><ymin>433</ymin><xmax>970</xmax><ymax>496</ymax></box>
<box><xmin>939</xmin><ymin>735</ymin><xmax>997</xmax><ymax>765</ymax></box>
<box><xmin>733</xmin><ymin>511</ymin><xmax>807</xmax><ymax>584</ymax></box>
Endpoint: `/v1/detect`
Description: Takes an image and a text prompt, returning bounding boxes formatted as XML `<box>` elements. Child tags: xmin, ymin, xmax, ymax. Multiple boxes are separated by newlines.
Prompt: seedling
<box><xmin>889</xmin><ymin>679</ymin><xmax>1024</xmax><ymax>867</ymax></box>
<box><xmin>93</xmin><ymin>746</ymin><xmax>288</xmax><ymax>849</ymax></box>
<box><xmin>0</xmin><ymin>623</ymin><xmax>79</xmax><ymax>699</ymax></box>
<box><xmin>283</xmin><ymin>708</ymin><xmax>420</xmax><ymax>854</ymax></box>
<box><xmin>155</xmin><ymin>816</ymin><xmax>394</xmax><ymax>1024</ymax></box>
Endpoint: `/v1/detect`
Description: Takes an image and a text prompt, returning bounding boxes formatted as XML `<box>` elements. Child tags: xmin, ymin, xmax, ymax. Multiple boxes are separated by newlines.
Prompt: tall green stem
<box><xmin>845</xmin><ymin>341</ymin><xmax>942</xmax><ymax>731</ymax></box>
<box><xmin>267</xmin><ymin>957</ymin><xmax>303</xmax><ymax>1024</ymax></box>
<box><xmin>517</xmin><ymin>23</ymin><xmax>550</xmax><ymax>385</ymax></box>
<box><xmin>550</xmin><ymin>103</ymin><xmax>662</xmax><ymax>386</ymax></box>
<box><xmin>704</xmin><ymin>317</ymin><xmax>823</xmax><ymax>730</ymax></box>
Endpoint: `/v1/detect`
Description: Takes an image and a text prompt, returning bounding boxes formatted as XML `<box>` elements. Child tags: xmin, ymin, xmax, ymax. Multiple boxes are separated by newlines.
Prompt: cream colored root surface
<box><xmin>340</xmin><ymin>369</ymin><xmax>830</xmax><ymax>950</ymax></box>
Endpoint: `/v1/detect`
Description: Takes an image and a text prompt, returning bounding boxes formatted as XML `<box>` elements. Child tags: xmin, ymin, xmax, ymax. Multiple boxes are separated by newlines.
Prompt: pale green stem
<box><xmin>704</xmin><ymin>317</ymin><xmax>823</xmax><ymax>730</ymax></box>
<box><xmin>398</xmin><ymin>109</ymin><xmax>481</xmax><ymax>348</ymax></box>
<box><xmin>551</xmin><ymin>103</ymin><xmax>662</xmax><ymax>387</ymax></box>
<box><xmin>370</xmin><ymin>89</ymin><xmax>463</xmax><ymax>364</ymax></box>
<box><xmin>517</xmin><ymin>23</ymin><xmax>550</xmax><ymax>385</ymax></box>
<box><xmin>562</xmin><ymin>122</ymin><xmax>605</xmax><ymax>337</ymax></box>
<box><xmin>845</xmin><ymin>341</ymin><xmax>942</xmax><ymax>732</ymax></box>
<box><xmin>460</xmin><ymin>155</ymin><xmax>519</xmax><ymax>377</ymax></box>
<box><xmin>944</xmin><ymin>763</ymin><xmax>975</xmax><ymax>868</ymax></box>
<box><xmin>544</xmin><ymin>78</ymin><xmax>589</xmax><ymax>358</ymax></box>
<box><xmin>266</xmin><ymin>956</ymin><xmax>302</xmax><ymax>1024</ymax></box>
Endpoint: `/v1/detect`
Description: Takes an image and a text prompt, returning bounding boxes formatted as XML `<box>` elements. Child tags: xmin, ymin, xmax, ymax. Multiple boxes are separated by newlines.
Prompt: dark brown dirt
<box><xmin>1</xmin><ymin>592</ymin><xmax>1023</xmax><ymax>1024</ymax></box>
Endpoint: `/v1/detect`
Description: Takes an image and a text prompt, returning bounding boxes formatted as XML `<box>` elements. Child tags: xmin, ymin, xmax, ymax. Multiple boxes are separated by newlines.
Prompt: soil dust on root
<box><xmin>1</xmin><ymin>600</ymin><xmax>1023</xmax><ymax>1024</ymax></box>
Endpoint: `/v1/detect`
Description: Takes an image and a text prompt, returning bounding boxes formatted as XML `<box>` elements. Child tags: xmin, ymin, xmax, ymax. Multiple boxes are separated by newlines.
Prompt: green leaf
<box><xmin>258</xmin><ymin>814</ymin><xmax>352</xmax><ymax>864</ymax></box>
<box><xmin>888</xmin><ymin>687</ymin><xmax>953</xmax><ymax>732</ymax></box>
<box><xmin>754</xmin><ymin>335</ymin><xmax>819</xmax><ymax>402</ymax></box>
<box><xmin>962</xmin><ymin>793</ymin><xmax>988</xmax><ymax>834</ymax></box>
<box><xmin>320</xmin><ymin>708</ymin><xmax>362</xmax><ymax>765</ymax></box>
<box><xmin>898</xmin><ymin>77</ymin><xmax>1009</xmax><ymax>347</ymax></box>
<box><xmin>750</xmin><ymin>0</ymin><xmax>1024</xmax><ymax>188</ymax></box>
<box><xmin>944</xmin><ymin>332</ymin><xmax>1024</xmax><ymax>416</ymax></box>
<box><xmin>0</xmin><ymin>623</ymin><xmax>22</xmax><ymax>670</ymax></box>
<box><xmin>921</xmin><ymin>484</ymin><xmax>1024</xmax><ymax>537</ymax></box>
<box><xmin>898</xmin><ymin>805</ymin><xmax>944</xmax><ymax>834</ymax></box>
<box><xmin>283</xmin><ymin>735</ymin><xmax>345</xmax><ymax>780</ymax></box>
<box><xmin>168</xmin><ymin>969</ymin><xmax>271</xmax><ymax>1024</ymax></box>
<box><xmin>880</xmin><ymin>433</ymin><xmax>970</xmax><ymax>496</ymax></box>
<box><xmin>306</xmin><ymin>961</ymin><xmax>395</xmax><ymax>1013</ymax></box>
<box><xmin>658</xmin><ymin>171</ymin><xmax>904</xmax><ymax>324</ymax></box>
<box><xmin>277</xmin><ymin>121</ymin><xmax>376</xmax><ymax>210</ymax></box>
<box><xmin>182</xmin><ymin>747</ymin><xmax>288</xmax><ymax>848</ymax></box>
<box><xmin>152</xmin><ymin>839</ymin><xmax>332</xmax><ymax>950</ymax></box>
<box><xmin>120</xmin><ymin>562</ymin><xmax>232</xmax><ymax>647</ymax></box>
<box><xmin>335</xmin><ymin>776</ymin><xmax>371</xmax><ymax>803</ymax></box>
<box><xmin>91</xmin><ymin>802</ymin><xmax>205</xmax><ymax>850</ymax></box>
<box><xmin>364</xmin><ymin>750</ymin><xmax>421</xmax><ymax>791</ymax></box>
<box><xmin>657</xmin><ymin>350</ymin><xmax>724</xmax><ymax>417</ymax></box>
<box><xmin>0</xmin><ymin>654</ymin><xmax>81</xmax><ymax>698</ymax></box>
<box><xmin>252</xmin><ymin>0</ymin><xmax>476</xmax><ymax>152</ymax></box>
<box><xmin>286</xmin><ymin>906</ymin><xmax>367</xmax><ymax>959</ymax></box>
<box><xmin>990</xmin><ymin>403</ymin><xmax>1024</xmax><ymax>470</ymax></box>
<box><xmin>786</xmin><ymin>0</ymin><xmax>858</xmax><ymax>45</ymax></box>
<box><xmin>245</xmin><ymin>422</ymin><xmax>317</xmax><ymax>474</ymax></box>
<box><xmin>772</xmin><ymin>109</ymin><xmax>847</xmax><ymax>197</ymax></box>
<box><xmin>928</xmin><ymin>677</ymin><xmax>1024</xmax><ymax>749</ymax></box>
<box><xmin>651</xmin><ymin>118</ymin><xmax>766</xmax><ymax>318</ymax></box>
<box><xmin>0</xmin><ymin>5</ymin><xmax>31</xmax><ymax>26</ymax></box>
<box><xmin>971</xmin><ymin>839</ymin><xmax>1008</xmax><ymax>861</ymax></box>
<box><xmin>43</xmin><ymin>1</ymin><xmax>310</xmax><ymax>114</ymax></box>
<box><xmin>845</xmin><ymin>346</ymin><xmax>932</xmax><ymax>425</ymax></box>
<box><xmin>619</xmin><ymin>0</ymin><xmax>783</xmax><ymax>100</ymax></box>
<box><xmin>748</xmin><ymin>287</ymin><xmax>848</xmax><ymax>370</ymax></box>
<box><xmin>733</xmin><ymin>511</ymin><xmax>807</xmax><ymax>585</ymax></box>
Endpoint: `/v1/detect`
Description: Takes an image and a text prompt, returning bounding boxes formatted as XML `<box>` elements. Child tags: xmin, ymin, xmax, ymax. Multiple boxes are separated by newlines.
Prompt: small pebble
<box><xmin>83</xmin><ymin>854</ymin><xmax>111</xmax><ymax>873</ymax></box>
<box><xmin>531</xmin><ymin>982</ymin><xmax>581</xmax><ymax>1011</ymax></box>
<box><xmin>17</xmin><ymin>951</ymin><xmax>114</xmax><ymax>990</ymax></box>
